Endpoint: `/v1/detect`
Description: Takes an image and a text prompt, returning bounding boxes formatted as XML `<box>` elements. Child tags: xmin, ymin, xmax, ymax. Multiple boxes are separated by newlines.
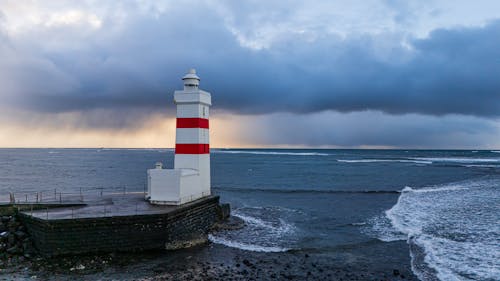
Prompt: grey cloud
<box><xmin>240</xmin><ymin>112</ymin><xmax>500</xmax><ymax>149</ymax></box>
<box><xmin>0</xmin><ymin>3</ymin><xmax>499</xmax><ymax>129</ymax></box>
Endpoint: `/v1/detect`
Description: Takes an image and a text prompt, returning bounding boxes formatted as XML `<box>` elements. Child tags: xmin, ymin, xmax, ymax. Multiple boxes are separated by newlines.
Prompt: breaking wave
<box><xmin>371</xmin><ymin>178</ymin><xmax>500</xmax><ymax>280</ymax></box>
<box><xmin>208</xmin><ymin>234</ymin><xmax>289</xmax><ymax>252</ymax></box>
<box><xmin>337</xmin><ymin>159</ymin><xmax>432</xmax><ymax>164</ymax></box>
<box><xmin>209</xmin><ymin>207</ymin><xmax>297</xmax><ymax>253</ymax></box>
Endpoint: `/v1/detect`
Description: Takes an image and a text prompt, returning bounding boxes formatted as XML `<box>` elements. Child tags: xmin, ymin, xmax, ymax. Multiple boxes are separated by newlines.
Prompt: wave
<box><xmin>213</xmin><ymin>186</ymin><xmax>400</xmax><ymax>194</ymax></box>
<box><xmin>213</xmin><ymin>150</ymin><xmax>329</xmax><ymax>156</ymax></box>
<box><xmin>401</xmin><ymin>185</ymin><xmax>469</xmax><ymax>193</ymax></box>
<box><xmin>372</xmin><ymin>178</ymin><xmax>500</xmax><ymax>280</ymax></box>
<box><xmin>412</xmin><ymin>157</ymin><xmax>500</xmax><ymax>164</ymax></box>
<box><xmin>337</xmin><ymin>159</ymin><xmax>432</xmax><ymax>164</ymax></box>
<box><xmin>208</xmin><ymin>234</ymin><xmax>290</xmax><ymax>252</ymax></box>
<box><xmin>491</xmin><ymin>151</ymin><xmax>500</xmax><ymax>153</ymax></box>
<box><xmin>208</xmin><ymin>207</ymin><xmax>297</xmax><ymax>253</ymax></box>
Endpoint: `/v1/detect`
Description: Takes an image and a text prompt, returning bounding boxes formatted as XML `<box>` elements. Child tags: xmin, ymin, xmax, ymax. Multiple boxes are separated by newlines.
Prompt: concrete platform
<box><xmin>21</xmin><ymin>192</ymin><xmax>191</xmax><ymax>220</ymax></box>
<box><xmin>15</xmin><ymin>194</ymin><xmax>224</xmax><ymax>257</ymax></box>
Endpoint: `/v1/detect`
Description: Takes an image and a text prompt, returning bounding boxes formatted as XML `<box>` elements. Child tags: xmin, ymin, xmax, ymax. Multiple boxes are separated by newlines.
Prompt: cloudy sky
<box><xmin>0</xmin><ymin>0</ymin><xmax>499</xmax><ymax>148</ymax></box>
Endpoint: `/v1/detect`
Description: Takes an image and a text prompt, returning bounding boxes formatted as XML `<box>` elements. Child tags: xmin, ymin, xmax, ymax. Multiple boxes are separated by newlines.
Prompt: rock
<box><xmin>6</xmin><ymin>245</ymin><xmax>21</xmax><ymax>254</ymax></box>
<box><xmin>70</xmin><ymin>264</ymin><xmax>86</xmax><ymax>271</ymax></box>
<box><xmin>243</xmin><ymin>259</ymin><xmax>253</xmax><ymax>267</ymax></box>
<box><xmin>164</xmin><ymin>236</ymin><xmax>207</xmax><ymax>250</ymax></box>
<box><xmin>8</xmin><ymin>234</ymin><xmax>16</xmax><ymax>245</ymax></box>
<box><xmin>1</xmin><ymin>216</ymin><xmax>10</xmax><ymax>223</ymax></box>
<box><xmin>393</xmin><ymin>269</ymin><xmax>400</xmax><ymax>276</ymax></box>
<box><xmin>15</xmin><ymin>231</ymin><xmax>26</xmax><ymax>239</ymax></box>
<box><xmin>0</xmin><ymin>223</ymin><xmax>6</xmax><ymax>233</ymax></box>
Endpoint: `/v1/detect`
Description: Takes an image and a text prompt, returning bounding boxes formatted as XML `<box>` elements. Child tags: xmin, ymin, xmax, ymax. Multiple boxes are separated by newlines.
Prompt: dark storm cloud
<box><xmin>240</xmin><ymin>112</ymin><xmax>500</xmax><ymax>148</ymax></box>
<box><xmin>1</xmin><ymin>4</ymin><xmax>499</xmax><ymax>126</ymax></box>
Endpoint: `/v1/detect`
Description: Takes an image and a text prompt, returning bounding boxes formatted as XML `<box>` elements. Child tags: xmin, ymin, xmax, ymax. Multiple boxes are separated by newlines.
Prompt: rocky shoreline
<box><xmin>0</xmin><ymin>213</ymin><xmax>417</xmax><ymax>280</ymax></box>
<box><xmin>1</xmin><ymin>239</ymin><xmax>417</xmax><ymax>280</ymax></box>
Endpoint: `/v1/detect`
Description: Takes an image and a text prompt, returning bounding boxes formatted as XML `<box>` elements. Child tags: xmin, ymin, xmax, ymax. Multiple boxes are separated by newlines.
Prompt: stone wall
<box><xmin>18</xmin><ymin>196</ymin><xmax>221</xmax><ymax>257</ymax></box>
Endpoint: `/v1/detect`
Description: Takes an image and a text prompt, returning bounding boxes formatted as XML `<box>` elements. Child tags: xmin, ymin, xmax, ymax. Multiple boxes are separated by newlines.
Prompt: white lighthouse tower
<box><xmin>147</xmin><ymin>69</ymin><xmax>212</xmax><ymax>205</ymax></box>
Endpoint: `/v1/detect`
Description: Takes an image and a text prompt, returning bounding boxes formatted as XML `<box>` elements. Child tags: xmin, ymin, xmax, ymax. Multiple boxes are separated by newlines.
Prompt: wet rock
<box><xmin>7</xmin><ymin>245</ymin><xmax>21</xmax><ymax>254</ymax></box>
<box><xmin>8</xmin><ymin>233</ymin><xmax>16</xmax><ymax>245</ymax></box>
<box><xmin>165</xmin><ymin>236</ymin><xmax>208</xmax><ymax>250</ymax></box>
<box><xmin>393</xmin><ymin>269</ymin><xmax>400</xmax><ymax>276</ymax></box>
<box><xmin>243</xmin><ymin>259</ymin><xmax>253</xmax><ymax>267</ymax></box>
<box><xmin>15</xmin><ymin>231</ymin><xmax>26</xmax><ymax>239</ymax></box>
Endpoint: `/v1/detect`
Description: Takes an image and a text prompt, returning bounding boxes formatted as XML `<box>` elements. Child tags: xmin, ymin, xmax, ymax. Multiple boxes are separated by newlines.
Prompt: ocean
<box><xmin>0</xmin><ymin>148</ymin><xmax>499</xmax><ymax>280</ymax></box>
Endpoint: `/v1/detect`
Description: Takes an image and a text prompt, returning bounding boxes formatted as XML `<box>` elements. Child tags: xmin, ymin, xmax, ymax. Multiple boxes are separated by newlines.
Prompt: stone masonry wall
<box><xmin>18</xmin><ymin>196</ymin><xmax>220</xmax><ymax>257</ymax></box>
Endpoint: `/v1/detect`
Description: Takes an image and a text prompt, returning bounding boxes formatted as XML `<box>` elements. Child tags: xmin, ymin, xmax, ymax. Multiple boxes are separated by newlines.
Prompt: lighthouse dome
<box><xmin>182</xmin><ymin>69</ymin><xmax>200</xmax><ymax>89</ymax></box>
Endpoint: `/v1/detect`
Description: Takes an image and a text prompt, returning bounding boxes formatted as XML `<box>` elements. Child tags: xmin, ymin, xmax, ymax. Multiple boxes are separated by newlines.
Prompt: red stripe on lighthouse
<box><xmin>175</xmin><ymin>144</ymin><xmax>210</xmax><ymax>154</ymax></box>
<box><xmin>176</xmin><ymin>118</ymin><xmax>209</xmax><ymax>129</ymax></box>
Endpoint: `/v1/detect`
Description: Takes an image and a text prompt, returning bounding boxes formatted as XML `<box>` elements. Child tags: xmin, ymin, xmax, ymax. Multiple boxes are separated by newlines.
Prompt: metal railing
<box><xmin>4</xmin><ymin>185</ymin><xmax>147</xmax><ymax>205</ymax></box>
<box><xmin>6</xmin><ymin>188</ymin><xmax>212</xmax><ymax>220</ymax></box>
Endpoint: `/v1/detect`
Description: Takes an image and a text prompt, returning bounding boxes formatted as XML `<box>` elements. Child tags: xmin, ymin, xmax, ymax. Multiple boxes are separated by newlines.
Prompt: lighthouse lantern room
<box><xmin>147</xmin><ymin>69</ymin><xmax>212</xmax><ymax>205</ymax></box>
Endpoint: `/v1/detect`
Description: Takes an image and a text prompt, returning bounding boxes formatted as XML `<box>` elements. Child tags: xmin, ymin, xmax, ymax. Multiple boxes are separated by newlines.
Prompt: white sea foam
<box><xmin>401</xmin><ymin>185</ymin><xmax>468</xmax><ymax>193</ymax></box>
<box><xmin>412</xmin><ymin>157</ymin><xmax>500</xmax><ymax>163</ymax></box>
<box><xmin>337</xmin><ymin>159</ymin><xmax>432</xmax><ymax>164</ymax></box>
<box><xmin>209</xmin><ymin>207</ymin><xmax>297</xmax><ymax>253</ymax></box>
<box><xmin>208</xmin><ymin>234</ymin><xmax>289</xmax><ymax>252</ymax></box>
<box><xmin>213</xmin><ymin>150</ymin><xmax>329</xmax><ymax>156</ymax></box>
<box><xmin>491</xmin><ymin>150</ymin><xmax>500</xmax><ymax>153</ymax></box>
<box><xmin>374</xmin><ymin>179</ymin><xmax>500</xmax><ymax>280</ymax></box>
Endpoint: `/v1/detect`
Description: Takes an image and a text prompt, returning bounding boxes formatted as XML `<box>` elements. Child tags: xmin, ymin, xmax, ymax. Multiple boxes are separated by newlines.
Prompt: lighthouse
<box><xmin>147</xmin><ymin>69</ymin><xmax>212</xmax><ymax>205</ymax></box>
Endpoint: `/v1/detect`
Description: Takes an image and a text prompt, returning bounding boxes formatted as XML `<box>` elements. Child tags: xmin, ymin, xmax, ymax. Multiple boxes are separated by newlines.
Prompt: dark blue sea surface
<box><xmin>0</xmin><ymin>148</ymin><xmax>499</xmax><ymax>280</ymax></box>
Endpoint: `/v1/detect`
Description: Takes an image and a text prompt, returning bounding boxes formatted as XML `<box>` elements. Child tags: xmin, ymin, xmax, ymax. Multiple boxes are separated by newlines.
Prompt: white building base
<box><xmin>147</xmin><ymin>165</ymin><xmax>211</xmax><ymax>205</ymax></box>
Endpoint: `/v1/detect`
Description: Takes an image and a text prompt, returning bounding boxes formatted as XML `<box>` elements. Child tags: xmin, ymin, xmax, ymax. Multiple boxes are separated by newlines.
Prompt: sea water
<box><xmin>0</xmin><ymin>149</ymin><xmax>498</xmax><ymax>281</ymax></box>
